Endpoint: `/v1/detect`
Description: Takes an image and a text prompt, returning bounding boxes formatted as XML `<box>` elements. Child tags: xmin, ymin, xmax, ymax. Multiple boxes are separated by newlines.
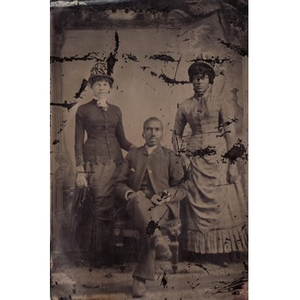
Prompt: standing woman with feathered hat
<box><xmin>73</xmin><ymin>62</ymin><xmax>134</xmax><ymax>267</ymax></box>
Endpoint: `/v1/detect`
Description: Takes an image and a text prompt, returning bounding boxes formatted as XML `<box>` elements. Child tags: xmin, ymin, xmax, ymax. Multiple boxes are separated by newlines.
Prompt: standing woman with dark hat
<box><xmin>173</xmin><ymin>62</ymin><xmax>247</xmax><ymax>265</ymax></box>
<box><xmin>73</xmin><ymin>62</ymin><xmax>134</xmax><ymax>267</ymax></box>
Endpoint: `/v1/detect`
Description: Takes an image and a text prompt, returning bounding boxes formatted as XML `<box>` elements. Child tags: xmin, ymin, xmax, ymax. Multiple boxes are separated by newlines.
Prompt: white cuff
<box><xmin>125</xmin><ymin>190</ymin><xmax>135</xmax><ymax>201</ymax></box>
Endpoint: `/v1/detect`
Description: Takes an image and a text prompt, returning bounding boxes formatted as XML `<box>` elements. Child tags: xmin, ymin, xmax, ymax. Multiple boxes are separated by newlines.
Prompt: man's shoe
<box><xmin>132</xmin><ymin>277</ymin><xmax>146</xmax><ymax>298</ymax></box>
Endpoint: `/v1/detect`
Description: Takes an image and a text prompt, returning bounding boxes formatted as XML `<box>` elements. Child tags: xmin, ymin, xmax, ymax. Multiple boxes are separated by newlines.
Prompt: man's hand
<box><xmin>127</xmin><ymin>190</ymin><xmax>145</xmax><ymax>201</ymax></box>
<box><xmin>150</xmin><ymin>191</ymin><xmax>171</xmax><ymax>206</ymax></box>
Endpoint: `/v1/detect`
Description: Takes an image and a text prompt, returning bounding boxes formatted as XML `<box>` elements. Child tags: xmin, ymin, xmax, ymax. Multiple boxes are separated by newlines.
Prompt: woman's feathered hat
<box><xmin>88</xmin><ymin>62</ymin><xmax>114</xmax><ymax>86</ymax></box>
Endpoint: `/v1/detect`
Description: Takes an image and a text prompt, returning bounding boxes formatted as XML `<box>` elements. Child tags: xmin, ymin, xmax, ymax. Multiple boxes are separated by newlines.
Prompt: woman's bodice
<box><xmin>174</xmin><ymin>96</ymin><xmax>228</xmax><ymax>153</ymax></box>
<box><xmin>75</xmin><ymin>100</ymin><xmax>131</xmax><ymax>166</ymax></box>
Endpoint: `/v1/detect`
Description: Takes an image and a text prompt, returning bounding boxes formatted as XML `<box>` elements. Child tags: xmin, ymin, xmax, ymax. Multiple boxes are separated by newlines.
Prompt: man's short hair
<box><xmin>143</xmin><ymin>117</ymin><xmax>164</xmax><ymax>131</ymax></box>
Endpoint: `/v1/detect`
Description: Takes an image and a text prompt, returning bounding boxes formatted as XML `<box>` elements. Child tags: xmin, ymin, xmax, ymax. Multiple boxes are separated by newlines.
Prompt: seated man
<box><xmin>116</xmin><ymin>117</ymin><xmax>187</xmax><ymax>298</ymax></box>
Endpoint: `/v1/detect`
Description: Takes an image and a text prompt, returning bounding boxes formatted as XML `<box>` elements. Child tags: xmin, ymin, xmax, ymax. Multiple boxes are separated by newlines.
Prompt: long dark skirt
<box><xmin>71</xmin><ymin>160</ymin><xmax>119</xmax><ymax>266</ymax></box>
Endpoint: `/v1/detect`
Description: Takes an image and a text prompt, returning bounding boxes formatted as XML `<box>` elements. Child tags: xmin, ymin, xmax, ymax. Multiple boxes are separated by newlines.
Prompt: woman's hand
<box><xmin>76</xmin><ymin>173</ymin><xmax>88</xmax><ymax>189</ymax></box>
<box><xmin>227</xmin><ymin>163</ymin><xmax>238</xmax><ymax>184</ymax></box>
<box><xmin>180</xmin><ymin>153</ymin><xmax>191</xmax><ymax>173</ymax></box>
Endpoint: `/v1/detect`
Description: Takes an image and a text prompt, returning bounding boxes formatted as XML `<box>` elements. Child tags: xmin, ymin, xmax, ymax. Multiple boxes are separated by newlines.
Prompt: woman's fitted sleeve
<box><xmin>115</xmin><ymin>150</ymin><xmax>134</xmax><ymax>200</ymax></box>
<box><xmin>167</xmin><ymin>150</ymin><xmax>187</xmax><ymax>202</ymax></box>
<box><xmin>172</xmin><ymin>104</ymin><xmax>187</xmax><ymax>152</ymax></box>
<box><xmin>173</xmin><ymin>105</ymin><xmax>187</xmax><ymax>138</ymax></box>
<box><xmin>220</xmin><ymin>100</ymin><xmax>236</xmax><ymax>149</ymax></box>
<box><xmin>115</xmin><ymin>109</ymin><xmax>132</xmax><ymax>151</ymax></box>
<box><xmin>75</xmin><ymin>107</ymin><xmax>85</xmax><ymax>166</ymax></box>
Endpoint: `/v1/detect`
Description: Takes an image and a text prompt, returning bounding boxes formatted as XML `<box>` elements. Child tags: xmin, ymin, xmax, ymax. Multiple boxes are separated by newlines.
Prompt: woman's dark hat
<box><xmin>188</xmin><ymin>62</ymin><xmax>215</xmax><ymax>84</ymax></box>
<box><xmin>88</xmin><ymin>62</ymin><xmax>114</xmax><ymax>86</ymax></box>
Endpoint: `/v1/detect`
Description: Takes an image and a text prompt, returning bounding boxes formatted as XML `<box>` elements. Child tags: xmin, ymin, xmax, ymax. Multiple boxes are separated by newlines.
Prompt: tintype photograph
<box><xmin>50</xmin><ymin>0</ymin><xmax>248</xmax><ymax>299</ymax></box>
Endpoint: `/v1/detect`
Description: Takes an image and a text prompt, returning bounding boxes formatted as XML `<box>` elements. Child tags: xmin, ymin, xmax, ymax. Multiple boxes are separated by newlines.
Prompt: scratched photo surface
<box><xmin>50</xmin><ymin>1</ymin><xmax>248</xmax><ymax>299</ymax></box>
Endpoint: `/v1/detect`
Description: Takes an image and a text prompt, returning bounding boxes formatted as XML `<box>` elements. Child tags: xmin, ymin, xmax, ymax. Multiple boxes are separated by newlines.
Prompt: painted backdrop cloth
<box><xmin>174</xmin><ymin>94</ymin><xmax>247</xmax><ymax>254</ymax></box>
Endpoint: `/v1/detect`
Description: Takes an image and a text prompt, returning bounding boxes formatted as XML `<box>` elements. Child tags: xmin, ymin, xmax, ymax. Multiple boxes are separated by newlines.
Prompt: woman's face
<box><xmin>91</xmin><ymin>80</ymin><xmax>111</xmax><ymax>98</ymax></box>
<box><xmin>192</xmin><ymin>73</ymin><xmax>210</xmax><ymax>96</ymax></box>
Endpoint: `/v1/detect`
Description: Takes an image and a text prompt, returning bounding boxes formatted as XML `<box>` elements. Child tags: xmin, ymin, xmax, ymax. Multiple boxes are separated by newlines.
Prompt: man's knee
<box><xmin>126</xmin><ymin>192</ymin><xmax>152</xmax><ymax>214</ymax></box>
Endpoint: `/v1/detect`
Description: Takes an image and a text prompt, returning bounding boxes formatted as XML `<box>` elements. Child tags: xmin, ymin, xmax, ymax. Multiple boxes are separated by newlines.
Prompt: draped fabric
<box><xmin>87</xmin><ymin>160</ymin><xmax>118</xmax><ymax>221</ymax></box>
<box><xmin>71</xmin><ymin>160</ymin><xmax>119</xmax><ymax>257</ymax></box>
<box><xmin>186</xmin><ymin>160</ymin><xmax>248</xmax><ymax>253</ymax></box>
<box><xmin>174</xmin><ymin>94</ymin><xmax>248</xmax><ymax>254</ymax></box>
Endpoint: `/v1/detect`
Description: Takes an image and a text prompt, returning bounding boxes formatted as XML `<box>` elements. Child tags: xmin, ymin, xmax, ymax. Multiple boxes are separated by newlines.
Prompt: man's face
<box><xmin>91</xmin><ymin>80</ymin><xmax>111</xmax><ymax>98</ymax></box>
<box><xmin>192</xmin><ymin>73</ymin><xmax>210</xmax><ymax>95</ymax></box>
<box><xmin>143</xmin><ymin>120</ymin><xmax>163</xmax><ymax>147</ymax></box>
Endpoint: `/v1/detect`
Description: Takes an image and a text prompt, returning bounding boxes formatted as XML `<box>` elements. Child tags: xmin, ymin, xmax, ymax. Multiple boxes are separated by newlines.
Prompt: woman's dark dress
<box><xmin>73</xmin><ymin>100</ymin><xmax>131</xmax><ymax>263</ymax></box>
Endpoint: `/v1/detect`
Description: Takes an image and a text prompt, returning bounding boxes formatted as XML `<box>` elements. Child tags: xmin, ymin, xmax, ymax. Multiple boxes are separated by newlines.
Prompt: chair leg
<box><xmin>169</xmin><ymin>236</ymin><xmax>179</xmax><ymax>273</ymax></box>
<box><xmin>113</xmin><ymin>228</ymin><xmax>126</xmax><ymax>272</ymax></box>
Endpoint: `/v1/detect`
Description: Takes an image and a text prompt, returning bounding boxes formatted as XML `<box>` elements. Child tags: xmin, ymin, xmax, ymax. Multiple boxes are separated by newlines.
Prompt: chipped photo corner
<box><xmin>50</xmin><ymin>0</ymin><xmax>248</xmax><ymax>299</ymax></box>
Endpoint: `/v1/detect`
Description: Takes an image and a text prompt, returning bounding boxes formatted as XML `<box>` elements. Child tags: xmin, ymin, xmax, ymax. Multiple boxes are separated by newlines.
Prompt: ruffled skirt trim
<box><xmin>185</xmin><ymin>225</ymin><xmax>248</xmax><ymax>254</ymax></box>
